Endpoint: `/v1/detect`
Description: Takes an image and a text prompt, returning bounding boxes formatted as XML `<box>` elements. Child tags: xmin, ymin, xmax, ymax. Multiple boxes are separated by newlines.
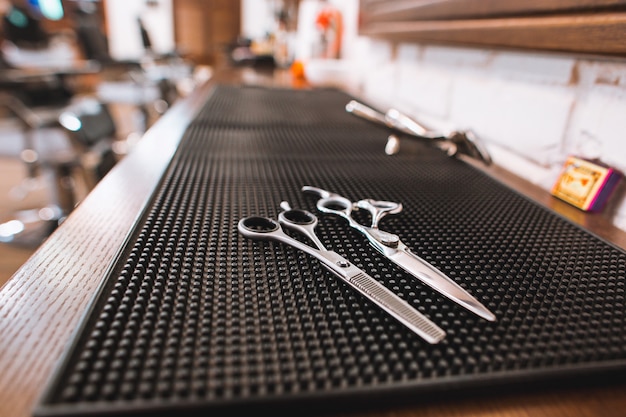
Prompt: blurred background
<box><xmin>0</xmin><ymin>0</ymin><xmax>358</xmax><ymax>286</ymax></box>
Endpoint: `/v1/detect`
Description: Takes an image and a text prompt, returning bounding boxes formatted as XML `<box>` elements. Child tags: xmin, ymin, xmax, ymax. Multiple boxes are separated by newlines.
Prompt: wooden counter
<box><xmin>1</xmin><ymin>67</ymin><xmax>625</xmax><ymax>417</ymax></box>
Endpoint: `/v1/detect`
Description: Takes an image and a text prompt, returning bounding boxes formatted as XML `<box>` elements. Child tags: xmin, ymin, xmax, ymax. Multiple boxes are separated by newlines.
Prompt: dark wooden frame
<box><xmin>359</xmin><ymin>0</ymin><xmax>626</xmax><ymax>56</ymax></box>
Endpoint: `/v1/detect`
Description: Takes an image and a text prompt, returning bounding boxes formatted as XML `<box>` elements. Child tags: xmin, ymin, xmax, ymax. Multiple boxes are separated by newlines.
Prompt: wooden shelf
<box><xmin>359</xmin><ymin>0</ymin><xmax>626</xmax><ymax>57</ymax></box>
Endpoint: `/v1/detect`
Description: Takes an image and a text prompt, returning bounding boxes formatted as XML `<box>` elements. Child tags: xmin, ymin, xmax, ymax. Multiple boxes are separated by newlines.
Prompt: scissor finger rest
<box><xmin>357</xmin><ymin>199</ymin><xmax>402</xmax><ymax>228</ymax></box>
<box><xmin>359</xmin><ymin>199</ymin><xmax>401</xmax><ymax>212</ymax></box>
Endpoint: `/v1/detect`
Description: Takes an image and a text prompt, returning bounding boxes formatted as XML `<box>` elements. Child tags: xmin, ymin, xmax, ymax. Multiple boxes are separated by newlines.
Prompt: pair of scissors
<box><xmin>302</xmin><ymin>186</ymin><xmax>496</xmax><ymax>322</ymax></box>
<box><xmin>238</xmin><ymin>202</ymin><xmax>446</xmax><ymax>344</ymax></box>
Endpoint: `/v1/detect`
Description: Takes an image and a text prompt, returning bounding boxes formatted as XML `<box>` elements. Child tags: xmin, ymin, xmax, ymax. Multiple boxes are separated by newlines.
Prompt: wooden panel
<box><xmin>359</xmin><ymin>0</ymin><xmax>626</xmax><ymax>56</ymax></box>
<box><xmin>173</xmin><ymin>0</ymin><xmax>240</xmax><ymax>65</ymax></box>
<box><xmin>361</xmin><ymin>0</ymin><xmax>626</xmax><ymax>21</ymax></box>
<box><xmin>174</xmin><ymin>0</ymin><xmax>207</xmax><ymax>58</ymax></box>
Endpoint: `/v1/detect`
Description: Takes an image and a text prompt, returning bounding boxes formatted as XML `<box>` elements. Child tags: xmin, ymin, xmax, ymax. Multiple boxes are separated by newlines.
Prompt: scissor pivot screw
<box><xmin>336</xmin><ymin>260</ymin><xmax>350</xmax><ymax>268</ymax></box>
<box><xmin>380</xmin><ymin>234</ymin><xmax>400</xmax><ymax>247</ymax></box>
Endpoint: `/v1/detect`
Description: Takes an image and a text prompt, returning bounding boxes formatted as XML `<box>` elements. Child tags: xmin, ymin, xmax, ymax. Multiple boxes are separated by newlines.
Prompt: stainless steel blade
<box><xmin>388</xmin><ymin>246</ymin><xmax>496</xmax><ymax>321</ymax></box>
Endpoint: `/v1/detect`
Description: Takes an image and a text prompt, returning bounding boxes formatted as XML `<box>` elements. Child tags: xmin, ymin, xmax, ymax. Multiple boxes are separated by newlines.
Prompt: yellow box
<box><xmin>551</xmin><ymin>156</ymin><xmax>621</xmax><ymax>212</ymax></box>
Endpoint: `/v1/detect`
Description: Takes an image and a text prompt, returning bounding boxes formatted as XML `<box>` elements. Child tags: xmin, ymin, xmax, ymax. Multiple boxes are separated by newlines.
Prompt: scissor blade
<box><xmin>321</xmin><ymin>250</ymin><xmax>445</xmax><ymax>344</ymax></box>
<box><xmin>389</xmin><ymin>246</ymin><xmax>496</xmax><ymax>321</ymax></box>
<box><xmin>347</xmin><ymin>271</ymin><xmax>446</xmax><ymax>344</ymax></box>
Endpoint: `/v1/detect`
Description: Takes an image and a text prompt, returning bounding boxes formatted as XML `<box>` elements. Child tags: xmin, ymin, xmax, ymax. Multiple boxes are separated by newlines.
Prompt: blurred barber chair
<box><xmin>0</xmin><ymin>91</ymin><xmax>118</xmax><ymax>247</ymax></box>
<box><xmin>71</xmin><ymin>4</ymin><xmax>193</xmax><ymax>133</ymax></box>
<box><xmin>2</xmin><ymin>3</ymin><xmax>51</xmax><ymax>51</ymax></box>
<box><xmin>0</xmin><ymin>3</ymin><xmax>119</xmax><ymax>246</ymax></box>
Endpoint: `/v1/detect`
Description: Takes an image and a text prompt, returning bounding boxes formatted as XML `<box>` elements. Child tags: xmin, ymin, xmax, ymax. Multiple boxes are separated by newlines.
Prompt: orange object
<box><xmin>290</xmin><ymin>60</ymin><xmax>306</xmax><ymax>80</ymax></box>
<box><xmin>315</xmin><ymin>10</ymin><xmax>331</xmax><ymax>30</ymax></box>
<box><xmin>315</xmin><ymin>4</ymin><xmax>343</xmax><ymax>59</ymax></box>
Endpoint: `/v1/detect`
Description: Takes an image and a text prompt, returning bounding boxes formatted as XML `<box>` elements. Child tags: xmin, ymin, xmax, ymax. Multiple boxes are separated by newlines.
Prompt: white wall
<box><xmin>241</xmin><ymin>0</ymin><xmax>277</xmax><ymax>40</ymax></box>
<box><xmin>105</xmin><ymin>0</ymin><xmax>174</xmax><ymax>60</ymax></box>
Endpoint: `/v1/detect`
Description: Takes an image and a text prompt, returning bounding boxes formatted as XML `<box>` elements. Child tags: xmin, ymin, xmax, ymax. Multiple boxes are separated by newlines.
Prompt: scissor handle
<box><xmin>280</xmin><ymin>208</ymin><xmax>316</xmax><ymax>226</ymax></box>
<box><xmin>278</xmin><ymin>208</ymin><xmax>326</xmax><ymax>250</ymax></box>
<box><xmin>238</xmin><ymin>216</ymin><xmax>281</xmax><ymax>240</ymax></box>
<box><xmin>316</xmin><ymin>195</ymin><xmax>354</xmax><ymax>217</ymax></box>
<box><xmin>356</xmin><ymin>199</ymin><xmax>403</xmax><ymax>228</ymax></box>
<box><xmin>239</xmin><ymin>216</ymin><xmax>325</xmax><ymax>260</ymax></box>
<box><xmin>302</xmin><ymin>185</ymin><xmax>354</xmax><ymax>217</ymax></box>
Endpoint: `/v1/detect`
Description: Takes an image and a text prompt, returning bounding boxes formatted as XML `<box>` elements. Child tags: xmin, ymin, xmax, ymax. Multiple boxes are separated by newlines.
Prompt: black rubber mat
<box><xmin>36</xmin><ymin>85</ymin><xmax>626</xmax><ymax>416</ymax></box>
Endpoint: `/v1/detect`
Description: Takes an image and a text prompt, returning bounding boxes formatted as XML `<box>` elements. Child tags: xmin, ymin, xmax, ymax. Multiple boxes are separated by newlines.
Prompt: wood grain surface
<box><xmin>360</xmin><ymin>0</ymin><xmax>626</xmax><ymax>21</ymax></box>
<box><xmin>1</xmin><ymin>68</ymin><xmax>625</xmax><ymax>417</ymax></box>
<box><xmin>359</xmin><ymin>0</ymin><xmax>626</xmax><ymax>57</ymax></box>
<box><xmin>361</xmin><ymin>13</ymin><xmax>626</xmax><ymax>56</ymax></box>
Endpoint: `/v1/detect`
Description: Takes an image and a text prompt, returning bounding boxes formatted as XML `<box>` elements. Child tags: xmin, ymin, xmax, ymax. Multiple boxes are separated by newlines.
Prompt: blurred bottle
<box><xmin>273</xmin><ymin>8</ymin><xmax>292</xmax><ymax>68</ymax></box>
<box><xmin>314</xmin><ymin>0</ymin><xmax>342</xmax><ymax>59</ymax></box>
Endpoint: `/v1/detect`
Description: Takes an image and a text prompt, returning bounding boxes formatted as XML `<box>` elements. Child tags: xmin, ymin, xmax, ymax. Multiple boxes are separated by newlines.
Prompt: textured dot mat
<box><xmin>36</xmin><ymin>85</ymin><xmax>626</xmax><ymax>416</ymax></box>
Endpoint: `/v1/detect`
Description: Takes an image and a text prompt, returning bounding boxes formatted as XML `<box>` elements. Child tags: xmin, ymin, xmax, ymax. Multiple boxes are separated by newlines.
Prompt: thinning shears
<box><xmin>302</xmin><ymin>186</ymin><xmax>496</xmax><ymax>322</ymax></box>
<box><xmin>238</xmin><ymin>202</ymin><xmax>446</xmax><ymax>344</ymax></box>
